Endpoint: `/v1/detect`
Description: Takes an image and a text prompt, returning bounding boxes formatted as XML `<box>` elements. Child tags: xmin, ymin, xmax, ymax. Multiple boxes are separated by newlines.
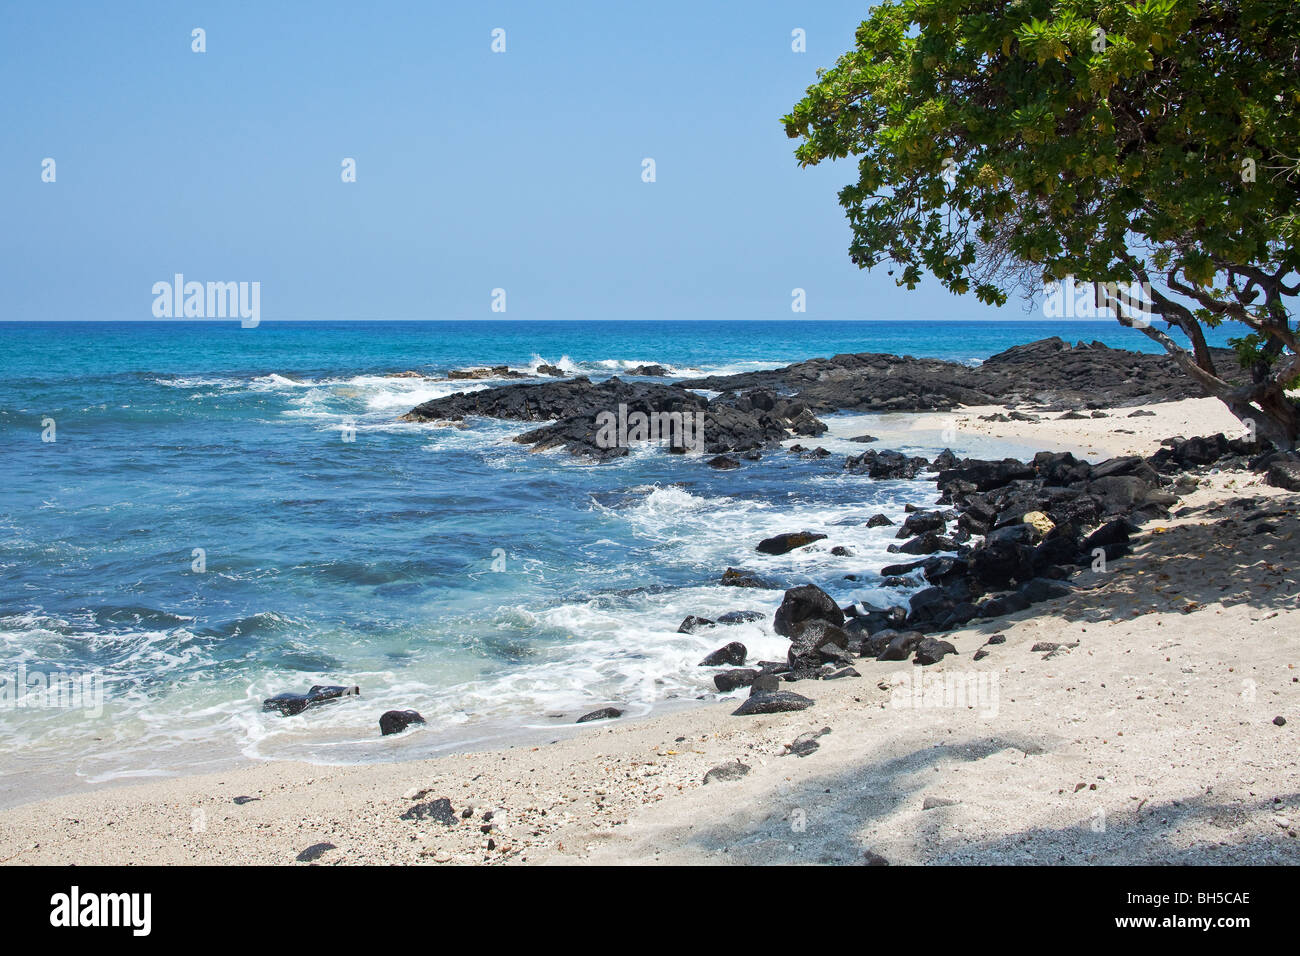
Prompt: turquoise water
<box><xmin>0</xmin><ymin>319</ymin><xmax>1233</xmax><ymax>790</ymax></box>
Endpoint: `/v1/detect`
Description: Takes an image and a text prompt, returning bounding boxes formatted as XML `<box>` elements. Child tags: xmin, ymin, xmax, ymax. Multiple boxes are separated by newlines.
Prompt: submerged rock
<box><xmin>716</xmin><ymin>610</ymin><xmax>764</xmax><ymax>625</ymax></box>
<box><xmin>721</xmin><ymin>567</ymin><xmax>768</xmax><ymax>588</ymax></box>
<box><xmin>263</xmin><ymin>684</ymin><xmax>360</xmax><ymax>717</ymax></box>
<box><xmin>678</xmin><ymin>615</ymin><xmax>715</xmax><ymax>634</ymax></box>
<box><xmin>756</xmin><ymin>531</ymin><xmax>827</xmax><ymax>555</ymax></box>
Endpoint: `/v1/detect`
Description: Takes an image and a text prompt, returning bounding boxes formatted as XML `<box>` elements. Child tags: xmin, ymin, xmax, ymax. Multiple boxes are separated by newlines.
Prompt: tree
<box><xmin>784</xmin><ymin>0</ymin><xmax>1300</xmax><ymax>448</ymax></box>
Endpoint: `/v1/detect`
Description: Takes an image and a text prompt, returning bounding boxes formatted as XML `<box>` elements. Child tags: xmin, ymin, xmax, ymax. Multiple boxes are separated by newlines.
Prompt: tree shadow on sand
<box><xmin>648</xmin><ymin>737</ymin><xmax>1300</xmax><ymax>865</ymax></box>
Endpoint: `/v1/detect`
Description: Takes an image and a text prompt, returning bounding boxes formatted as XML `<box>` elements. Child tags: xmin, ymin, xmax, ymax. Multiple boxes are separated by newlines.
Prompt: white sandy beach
<box><xmin>1</xmin><ymin>398</ymin><xmax>1296</xmax><ymax>866</ymax></box>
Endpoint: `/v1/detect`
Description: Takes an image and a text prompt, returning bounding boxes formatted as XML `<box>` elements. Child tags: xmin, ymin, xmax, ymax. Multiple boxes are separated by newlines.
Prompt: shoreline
<box><xmin>3</xmin><ymin>397</ymin><xmax>1296</xmax><ymax>864</ymax></box>
<box><xmin>0</xmin><ymin>395</ymin><xmax>1227</xmax><ymax>811</ymax></box>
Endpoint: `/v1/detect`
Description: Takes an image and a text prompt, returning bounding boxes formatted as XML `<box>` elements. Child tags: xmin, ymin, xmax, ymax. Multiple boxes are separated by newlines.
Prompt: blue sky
<box><xmin>1</xmin><ymin>1</ymin><xmax>1022</xmax><ymax>322</ymax></box>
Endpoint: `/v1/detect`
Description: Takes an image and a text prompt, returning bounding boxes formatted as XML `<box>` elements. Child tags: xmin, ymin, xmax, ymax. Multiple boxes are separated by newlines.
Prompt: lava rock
<box><xmin>379</xmin><ymin>709</ymin><xmax>426</xmax><ymax>736</ymax></box>
<box><xmin>295</xmin><ymin>842</ymin><xmax>337</xmax><ymax>862</ymax></box>
<box><xmin>773</xmin><ymin>584</ymin><xmax>845</xmax><ymax>637</ymax></box>
<box><xmin>703</xmin><ymin>760</ymin><xmax>751</xmax><ymax>784</ymax></box>
<box><xmin>879</xmin><ymin>632</ymin><xmax>925</xmax><ymax>661</ymax></box>
<box><xmin>721</xmin><ymin>567</ymin><xmax>768</xmax><ymax>588</ymax></box>
<box><xmin>1019</xmin><ymin>577</ymin><xmax>1073</xmax><ymax>604</ymax></box>
<box><xmin>824</xmin><ymin>666</ymin><xmax>861</xmax><ymax>680</ymax></box>
<box><xmin>263</xmin><ymin>684</ymin><xmax>360</xmax><ymax>717</ymax></box>
<box><xmin>913</xmin><ymin>638</ymin><xmax>957</xmax><ymax>665</ymax></box>
<box><xmin>845</xmin><ymin>449</ymin><xmax>931</xmax><ymax>479</ymax></box>
<box><xmin>576</xmin><ymin>707</ymin><xmax>624</xmax><ymax>723</ymax></box>
<box><xmin>896</xmin><ymin>510</ymin><xmax>948</xmax><ymax>538</ymax></box>
<box><xmin>756</xmin><ymin>531</ymin><xmax>828</xmax><ymax>555</ymax></box>
<box><xmin>732</xmin><ymin>691</ymin><xmax>814</xmax><ymax>716</ymax></box>
<box><xmin>678</xmin><ymin>615</ymin><xmax>715</xmax><ymax>634</ymax></box>
<box><xmin>715</xmin><ymin>610</ymin><xmax>764</xmax><ymax>625</ymax></box>
<box><xmin>787</xmin><ymin>620</ymin><xmax>853</xmax><ymax>671</ymax></box>
<box><xmin>1267</xmin><ymin>457</ymin><xmax>1300</xmax><ymax>492</ymax></box>
<box><xmin>700</xmin><ymin>641</ymin><xmax>748</xmax><ymax>667</ymax></box>
<box><xmin>784</xmin><ymin>727</ymin><xmax>831</xmax><ymax>757</ymax></box>
<box><xmin>401</xmin><ymin>798</ymin><xmax>458</xmax><ymax>824</ymax></box>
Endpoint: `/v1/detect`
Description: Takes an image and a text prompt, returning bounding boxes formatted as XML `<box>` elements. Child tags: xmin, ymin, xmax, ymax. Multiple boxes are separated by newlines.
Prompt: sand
<box><xmin>1</xmin><ymin>400</ymin><xmax>1296</xmax><ymax>865</ymax></box>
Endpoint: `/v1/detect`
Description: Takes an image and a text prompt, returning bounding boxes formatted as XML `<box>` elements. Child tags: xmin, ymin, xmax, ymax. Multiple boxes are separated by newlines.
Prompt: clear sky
<box><xmin>1</xmin><ymin>1</ymin><xmax>1022</xmax><ymax>322</ymax></box>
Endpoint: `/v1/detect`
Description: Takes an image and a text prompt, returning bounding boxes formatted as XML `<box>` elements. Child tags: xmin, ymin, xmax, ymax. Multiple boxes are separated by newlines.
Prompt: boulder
<box><xmin>787</xmin><ymin>620</ymin><xmax>853</xmax><ymax>671</ymax></box>
<box><xmin>844</xmin><ymin>449</ymin><xmax>931</xmax><ymax>479</ymax></box>
<box><xmin>1081</xmin><ymin>518</ymin><xmax>1133</xmax><ymax>552</ymax></box>
<box><xmin>1088</xmin><ymin>475</ymin><xmax>1150</xmax><ymax>513</ymax></box>
<box><xmin>700</xmin><ymin>642</ymin><xmax>748</xmax><ymax>667</ymax></box>
<box><xmin>891</xmin><ymin>532</ymin><xmax>958</xmax><ymax>555</ymax></box>
<box><xmin>938</xmin><ymin>458</ymin><xmax>1035</xmax><ymax>493</ymax></box>
<box><xmin>913</xmin><ymin>638</ymin><xmax>957</xmax><ymax>665</ymax></box>
<box><xmin>1267</xmin><ymin>456</ymin><xmax>1300</xmax><ymax>492</ymax></box>
<box><xmin>773</xmin><ymin>584</ymin><xmax>845</xmax><ymax>637</ymax></box>
<box><xmin>896</xmin><ymin>510</ymin><xmax>948</xmax><ymax>538</ymax></box>
<box><xmin>1021</xmin><ymin>511</ymin><xmax>1055</xmax><ymax>537</ymax></box>
<box><xmin>979</xmin><ymin>591</ymin><xmax>1033</xmax><ymax>618</ymax></box>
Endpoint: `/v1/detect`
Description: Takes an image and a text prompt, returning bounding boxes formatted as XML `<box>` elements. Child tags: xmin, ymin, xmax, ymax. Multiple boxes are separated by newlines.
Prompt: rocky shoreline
<box><xmin>400</xmin><ymin>337</ymin><xmax>1251</xmax><ymax>458</ymax></box>
<box><xmin>394</xmin><ymin>336</ymin><xmax>1298</xmax><ymax>718</ymax></box>
<box><xmin>685</xmin><ymin>431</ymin><xmax>1291</xmax><ymax>709</ymax></box>
<box><xmin>241</xmin><ymin>339</ymin><xmax>1300</xmax><ymax>743</ymax></box>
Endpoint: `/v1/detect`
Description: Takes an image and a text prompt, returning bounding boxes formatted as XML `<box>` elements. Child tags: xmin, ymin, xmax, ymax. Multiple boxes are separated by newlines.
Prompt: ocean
<box><xmin>0</xmin><ymin>319</ymin><xmax>1235</xmax><ymax>800</ymax></box>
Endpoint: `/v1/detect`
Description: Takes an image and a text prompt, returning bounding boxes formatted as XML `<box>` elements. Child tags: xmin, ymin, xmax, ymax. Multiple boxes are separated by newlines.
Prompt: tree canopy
<box><xmin>784</xmin><ymin>0</ymin><xmax>1300</xmax><ymax>447</ymax></box>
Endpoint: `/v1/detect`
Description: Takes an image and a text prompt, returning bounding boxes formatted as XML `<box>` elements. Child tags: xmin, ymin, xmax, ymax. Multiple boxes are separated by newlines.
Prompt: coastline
<box><xmin>3</xmin><ymin>397</ymin><xmax>1295</xmax><ymax>865</ymax></box>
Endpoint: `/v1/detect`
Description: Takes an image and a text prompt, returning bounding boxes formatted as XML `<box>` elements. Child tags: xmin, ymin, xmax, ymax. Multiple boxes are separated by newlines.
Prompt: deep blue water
<box><xmin>0</xmin><ymin>319</ymin><xmax>1235</xmax><ymax>787</ymax></box>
